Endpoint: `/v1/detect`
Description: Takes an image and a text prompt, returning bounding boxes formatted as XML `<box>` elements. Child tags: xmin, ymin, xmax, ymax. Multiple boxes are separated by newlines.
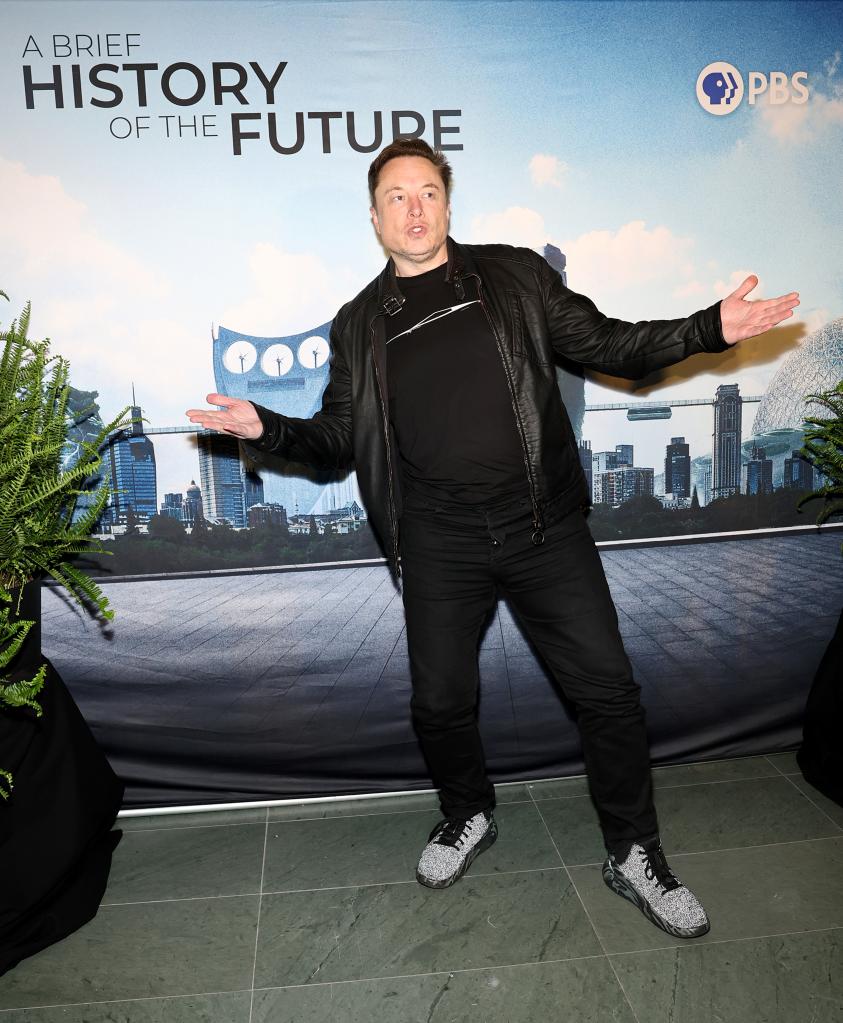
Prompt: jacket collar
<box><xmin>375</xmin><ymin>236</ymin><xmax>471</xmax><ymax>316</ymax></box>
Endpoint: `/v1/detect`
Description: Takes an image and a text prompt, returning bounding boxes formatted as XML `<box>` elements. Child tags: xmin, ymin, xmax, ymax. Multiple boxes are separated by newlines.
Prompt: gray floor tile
<box><xmin>118</xmin><ymin>808</ymin><xmax>267</xmax><ymax>832</ymax></box>
<box><xmin>652</xmin><ymin>775</ymin><xmax>840</xmax><ymax>852</ymax></box>
<box><xmin>529</xmin><ymin>776</ymin><xmax>590</xmax><ymax>800</ymax></box>
<box><xmin>569</xmin><ymin>837</ymin><xmax>843</xmax><ymax>953</ymax></box>
<box><xmin>612</xmin><ymin>927</ymin><xmax>843</xmax><ymax>1023</ymax></box>
<box><xmin>0</xmin><ymin>991</ymin><xmax>251</xmax><ymax>1022</ymax></box>
<box><xmin>254</xmin><ymin>869</ymin><xmax>600</xmax><ymax>987</ymax></box>
<box><xmin>536</xmin><ymin>776</ymin><xmax>841</xmax><ymax>865</ymax></box>
<box><xmin>649</xmin><ymin>755</ymin><xmax>779</xmax><ymax>788</ymax></box>
<box><xmin>104</xmin><ymin>824</ymin><xmax>266</xmax><ymax>904</ymax></box>
<box><xmin>253</xmin><ymin>957</ymin><xmax>635</xmax><ymax>1022</ymax></box>
<box><xmin>764</xmin><ymin>752</ymin><xmax>800</xmax><ymax>775</ymax></box>
<box><xmin>787</xmin><ymin>775</ymin><xmax>843</xmax><ymax>829</ymax></box>
<box><xmin>262</xmin><ymin>802</ymin><xmax>559</xmax><ymax>892</ymax></box>
<box><xmin>493</xmin><ymin>783</ymin><xmax>534</xmax><ymax>804</ymax></box>
<box><xmin>0</xmin><ymin>897</ymin><xmax>259</xmax><ymax>1011</ymax></box>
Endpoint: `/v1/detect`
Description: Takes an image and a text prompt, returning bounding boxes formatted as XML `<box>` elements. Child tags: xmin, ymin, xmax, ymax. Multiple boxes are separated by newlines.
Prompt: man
<box><xmin>187</xmin><ymin>138</ymin><xmax>798</xmax><ymax>939</ymax></box>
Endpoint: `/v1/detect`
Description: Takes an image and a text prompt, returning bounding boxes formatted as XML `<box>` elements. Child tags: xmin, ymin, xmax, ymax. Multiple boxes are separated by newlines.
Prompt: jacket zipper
<box><xmin>369</xmin><ymin>312</ymin><xmax>402</xmax><ymax>578</ymax></box>
<box><xmin>464</xmin><ymin>271</ymin><xmax>545</xmax><ymax>543</ymax></box>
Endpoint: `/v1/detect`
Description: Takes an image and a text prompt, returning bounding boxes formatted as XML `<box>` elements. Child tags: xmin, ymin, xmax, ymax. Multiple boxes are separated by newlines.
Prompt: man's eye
<box><xmin>391</xmin><ymin>194</ymin><xmax>404</xmax><ymax>202</ymax></box>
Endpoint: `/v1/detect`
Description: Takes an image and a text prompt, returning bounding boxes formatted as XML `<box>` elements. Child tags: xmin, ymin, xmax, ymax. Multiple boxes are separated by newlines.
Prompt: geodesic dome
<box><xmin>752</xmin><ymin>317</ymin><xmax>843</xmax><ymax>434</ymax></box>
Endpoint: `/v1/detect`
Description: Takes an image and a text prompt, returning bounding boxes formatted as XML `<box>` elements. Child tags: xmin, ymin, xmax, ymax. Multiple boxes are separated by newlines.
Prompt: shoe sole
<box><xmin>416</xmin><ymin>820</ymin><xmax>498</xmax><ymax>889</ymax></box>
<box><xmin>602</xmin><ymin>860</ymin><xmax>710</xmax><ymax>939</ymax></box>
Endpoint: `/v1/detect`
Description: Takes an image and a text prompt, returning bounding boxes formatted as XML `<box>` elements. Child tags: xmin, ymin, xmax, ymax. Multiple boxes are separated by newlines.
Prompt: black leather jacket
<box><xmin>251</xmin><ymin>237</ymin><xmax>728</xmax><ymax>580</ymax></box>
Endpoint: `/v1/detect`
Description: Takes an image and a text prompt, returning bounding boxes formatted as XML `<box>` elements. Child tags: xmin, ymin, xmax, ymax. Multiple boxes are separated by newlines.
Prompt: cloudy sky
<box><xmin>2</xmin><ymin>0</ymin><xmax>841</xmax><ymax>499</ymax></box>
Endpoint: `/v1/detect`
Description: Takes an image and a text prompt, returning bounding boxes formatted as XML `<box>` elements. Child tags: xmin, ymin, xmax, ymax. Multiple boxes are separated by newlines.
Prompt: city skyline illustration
<box><xmin>95</xmin><ymin>288</ymin><xmax>842</xmax><ymax>524</ymax></box>
<box><xmin>103</xmin><ymin>364</ymin><xmax>825</xmax><ymax>533</ymax></box>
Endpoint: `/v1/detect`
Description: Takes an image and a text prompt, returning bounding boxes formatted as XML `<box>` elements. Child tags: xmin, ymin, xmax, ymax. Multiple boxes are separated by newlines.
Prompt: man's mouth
<box><xmin>408</xmin><ymin>225</ymin><xmax>427</xmax><ymax>237</ymax></box>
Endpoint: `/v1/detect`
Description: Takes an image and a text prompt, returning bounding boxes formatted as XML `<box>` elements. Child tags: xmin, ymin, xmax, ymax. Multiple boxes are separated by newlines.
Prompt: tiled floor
<box><xmin>2</xmin><ymin>754</ymin><xmax>842</xmax><ymax>1021</ymax></box>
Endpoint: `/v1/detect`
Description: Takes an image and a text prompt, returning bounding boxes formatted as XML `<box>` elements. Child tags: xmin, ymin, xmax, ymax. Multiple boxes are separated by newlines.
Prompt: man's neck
<box><xmin>392</xmin><ymin>245</ymin><xmax>448</xmax><ymax>278</ymax></box>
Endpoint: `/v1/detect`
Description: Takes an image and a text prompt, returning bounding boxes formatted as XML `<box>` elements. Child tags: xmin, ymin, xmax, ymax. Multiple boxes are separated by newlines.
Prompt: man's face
<box><xmin>370</xmin><ymin>156</ymin><xmax>450</xmax><ymax>276</ymax></box>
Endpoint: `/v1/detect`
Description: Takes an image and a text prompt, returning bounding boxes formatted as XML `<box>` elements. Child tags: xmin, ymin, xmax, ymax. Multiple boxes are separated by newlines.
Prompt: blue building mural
<box><xmin>212</xmin><ymin>323</ymin><xmax>358</xmax><ymax>517</ymax></box>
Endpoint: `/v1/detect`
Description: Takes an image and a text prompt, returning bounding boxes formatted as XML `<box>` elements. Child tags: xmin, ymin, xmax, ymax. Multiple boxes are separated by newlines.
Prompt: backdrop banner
<box><xmin>3</xmin><ymin>0</ymin><xmax>842</xmax><ymax>806</ymax></box>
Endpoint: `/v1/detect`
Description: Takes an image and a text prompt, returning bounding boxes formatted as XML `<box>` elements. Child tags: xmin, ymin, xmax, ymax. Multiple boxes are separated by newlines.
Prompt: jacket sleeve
<box><xmin>538</xmin><ymin>255</ymin><xmax>729</xmax><ymax>380</ymax></box>
<box><xmin>247</xmin><ymin>319</ymin><xmax>354</xmax><ymax>470</ymax></box>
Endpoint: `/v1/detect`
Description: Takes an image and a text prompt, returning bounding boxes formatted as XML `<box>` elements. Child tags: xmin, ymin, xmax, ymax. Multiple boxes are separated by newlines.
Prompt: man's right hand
<box><xmin>185</xmin><ymin>393</ymin><xmax>264</xmax><ymax>440</ymax></box>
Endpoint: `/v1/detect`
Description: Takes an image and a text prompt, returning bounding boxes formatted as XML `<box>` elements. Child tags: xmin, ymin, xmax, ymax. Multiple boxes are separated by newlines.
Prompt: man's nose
<box><xmin>408</xmin><ymin>196</ymin><xmax>423</xmax><ymax>217</ymax></box>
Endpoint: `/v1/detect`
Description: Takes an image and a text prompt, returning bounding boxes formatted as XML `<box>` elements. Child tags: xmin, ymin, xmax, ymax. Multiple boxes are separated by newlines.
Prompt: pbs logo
<box><xmin>697</xmin><ymin>62</ymin><xmax>808</xmax><ymax>115</ymax></box>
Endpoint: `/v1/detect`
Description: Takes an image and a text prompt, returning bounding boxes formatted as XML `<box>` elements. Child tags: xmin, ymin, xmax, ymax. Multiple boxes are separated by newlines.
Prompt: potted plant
<box><xmin>0</xmin><ymin>294</ymin><xmax>130</xmax><ymax>975</ymax></box>
<box><xmin>796</xmin><ymin>378</ymin><xmax>843</xmax><ymax>807</ymax></box>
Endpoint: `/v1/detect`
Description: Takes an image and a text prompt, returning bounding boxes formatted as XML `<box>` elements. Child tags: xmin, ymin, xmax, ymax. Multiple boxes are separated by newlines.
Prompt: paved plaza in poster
<box><xmin>43</xmin><ymin>531</ymin><xmax>842</xmax><ymax>805</ymax></box>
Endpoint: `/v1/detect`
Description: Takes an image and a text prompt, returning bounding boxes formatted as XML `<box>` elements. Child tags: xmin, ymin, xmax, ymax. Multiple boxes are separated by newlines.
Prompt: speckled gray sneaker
<box><xmin>603</xmin><ymin>840</ymin><xmax>710</xmax><ymax>939</ymax></box>
<box><xmin>416</xmin><ymin>810</ymin><xmax>497</xmax><ymax>889</ymax></box>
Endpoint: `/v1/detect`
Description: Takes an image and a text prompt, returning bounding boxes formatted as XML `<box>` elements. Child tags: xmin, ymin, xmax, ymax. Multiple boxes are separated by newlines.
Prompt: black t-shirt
<box><xmin>385</xmin><ymin>262</ymin><xmax>528</xmax><ymax>509</ymax></box>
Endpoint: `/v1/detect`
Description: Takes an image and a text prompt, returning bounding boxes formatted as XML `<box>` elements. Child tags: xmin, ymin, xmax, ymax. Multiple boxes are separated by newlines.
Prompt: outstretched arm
<box><xmin>186</xmin><ymin>324</ymin><xmax>354</xmax><ymax>470</ymax></box>
<box><xmin>540</xmin><ymin>258</ymin><xmax>799</xmax><ymax>379</ymax></box>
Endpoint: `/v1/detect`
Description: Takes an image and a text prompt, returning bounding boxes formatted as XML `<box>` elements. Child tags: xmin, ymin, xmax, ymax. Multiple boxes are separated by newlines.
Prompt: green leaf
<box><xmin>0</xmin><ymin>662</ymin><xmax>47</xmax><ymax>714</ymax></box>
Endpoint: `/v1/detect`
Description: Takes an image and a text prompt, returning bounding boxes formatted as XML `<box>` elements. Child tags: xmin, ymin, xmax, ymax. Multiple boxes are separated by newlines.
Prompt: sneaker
<box><xmin>602</xmin><ymin>840</ymin><xmax>710</xmax><ymax>939</ymax></box>
<box><xmin>416</xmin><ymin>810</ymin><xmax>497</xmax><ymax>889</ymax></box>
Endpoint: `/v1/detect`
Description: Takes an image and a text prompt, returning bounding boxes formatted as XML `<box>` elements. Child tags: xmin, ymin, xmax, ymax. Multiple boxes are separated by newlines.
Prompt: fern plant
<box><xmin>0</xmin><ymin>296</ymin><xmax>131</xmax><ymax>798</ymax></box>
<box><xmin>798</xmin><ymin>379</ymin><xmax>843</xmax><ymax>530</ymax></box>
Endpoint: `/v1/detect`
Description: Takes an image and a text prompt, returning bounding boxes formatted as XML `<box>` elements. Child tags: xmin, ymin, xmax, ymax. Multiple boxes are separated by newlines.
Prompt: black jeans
<box><xmin>399</xmin><ymin>499</ymin><xmax>658</xmax><ymax>856</ymax></box>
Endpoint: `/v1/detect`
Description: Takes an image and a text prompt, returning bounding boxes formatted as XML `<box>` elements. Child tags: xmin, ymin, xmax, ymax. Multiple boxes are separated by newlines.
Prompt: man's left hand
<box><xmin>720</xmin><ymin>275</ymin><xmax>800</xmax><ymax>345</ymax></box>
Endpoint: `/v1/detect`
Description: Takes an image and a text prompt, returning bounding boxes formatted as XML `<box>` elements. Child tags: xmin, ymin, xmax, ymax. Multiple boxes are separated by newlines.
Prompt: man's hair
<box><xmin>367</xmin><ymin>138</ymin><xmax>453</xmax><ymax>206</ymax></box>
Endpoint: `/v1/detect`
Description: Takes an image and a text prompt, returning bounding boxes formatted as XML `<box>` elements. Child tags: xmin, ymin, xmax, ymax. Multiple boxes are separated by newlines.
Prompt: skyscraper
<box><xmin>745</xmin><ymin>444</ymin><xmax>773</xmax><ymax>495</ymax></box>
<box><xmin>198</xmin><ymin>434</ymin><xmax>246</xmax><ymax>527</ymax></box>
<box><xmin>592</xmin><ymin>446</ymin><xmax>635</xmax><ymax>504</ymax></box>
<box><xmin>712</xmin><ymin>384</ymin><xmax>742</xmax><ymax>500</ymax></box>
<box><xmin>692</xmin><ymin>463</ymin><xmax>713</xmax><ymax>507</ymax></box>
<box><xmin>107</xmin><ymin>401</ymin><xmax>157</xmax><ymax>524</ymax></box>
<box><xmin>591</xmin><ymin>450</ymin><xmax>618</xmax><ymax>503</ymax></box>
<box><xmin>594</xmin><ymin>467</ymin><xmax>654</xmax><ymax>506</ymax></box>
<box><xmin>665</xmin><ymin>437</ymin><xmax>691</xmax><ymax>499</ymax></box>
<box><xmin>783</xmin><ymin>450</ymin><xmax>815</xmax><ymax>491</ymax></box>
<box><xmin>578</xmin><ymin>439</ymin><xmax>592</xmax><ymax>496</ymax></box>
<box><xmin>242</xmin><ymin>459</ymin><xmax>265</xmax><ymax>511</ymax></box>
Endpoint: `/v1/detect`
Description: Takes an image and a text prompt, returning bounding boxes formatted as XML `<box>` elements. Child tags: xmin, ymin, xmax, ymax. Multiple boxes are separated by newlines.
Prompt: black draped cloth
<box><xmin>0</xmin><ymin>584</ymin><xmax>123</xmax><ymax>976</ymax></box>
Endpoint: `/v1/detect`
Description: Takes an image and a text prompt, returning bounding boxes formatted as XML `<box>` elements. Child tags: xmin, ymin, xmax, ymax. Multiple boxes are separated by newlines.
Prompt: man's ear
<box><xmin>370</xmin><ymin>206</ymin><xmax>381</xmax><ymax>236</ymax></box>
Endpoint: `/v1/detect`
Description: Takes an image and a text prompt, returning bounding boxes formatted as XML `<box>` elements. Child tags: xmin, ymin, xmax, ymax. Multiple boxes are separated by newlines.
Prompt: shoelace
<box><xmin>639</xmin><ymin>844</ymin><xmax>681</xmax><ymax>893</ymax></box>
<box><xmin>432</xmin><ymin>816</ymin><xmax>475</xmax><ymax>849</ymax></box>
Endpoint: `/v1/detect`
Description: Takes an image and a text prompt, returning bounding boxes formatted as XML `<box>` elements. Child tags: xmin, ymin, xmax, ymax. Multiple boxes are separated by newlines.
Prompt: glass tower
<box><xmin>578</xmin><ymin>439</ymin><xmax>592</xmax><ymax>496</ymax></box>
<box><xmin>161</xmin><ymin>493</ymin><xmax>184</xmax><ymax>520</ymax></box>
<box><xmin>198</xmin><ymin>434</ymin><xmax>246</xmax><ymax>527</ymax></box>
<box><xmin>242</xmin><ymin>459</ymin><xmax>265</xmax><ymax>512</ymax></box>
<box><xmin>783</xmin><ymin>450</ymin><xmax>815</xmax><ymax>490</ymax></box>
<box><xmin>665</xmin><ymin>437</ymin><xmax>691</xmax><ymax>498</ymax></box>
<box><xmin>107</xmin><ymin>404</ymin><xmax>157</xmax><ymax>524</ymax></box>
<box><xmin>745</xmin><ymin>444</ymin><xmax>773</xmax><ymax>495</ymax></box>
